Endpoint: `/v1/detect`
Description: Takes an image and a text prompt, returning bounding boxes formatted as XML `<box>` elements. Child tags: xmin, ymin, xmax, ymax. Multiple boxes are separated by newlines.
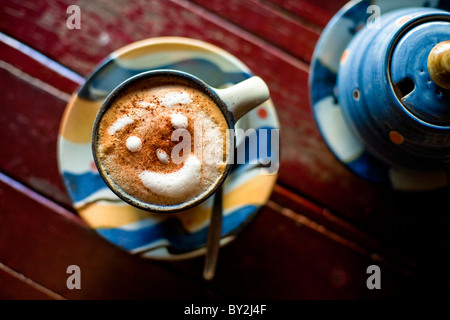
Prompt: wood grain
<box><xmin>166</xmin><ymin>199</ymin><xmax>448</xmax><ymax>299</ymax></box>
<box><xmin>267</xmin><ymin>0</ymin><xmax>349</xmax><ymax>28</ymax></box>
<box><xmin>2</xmin><ymin>171</ymin><xmax>446</xmax><ymax>299</ymax></box>
<box><xmin>0</xmin><ymin>263</ymin><xmax>60</xmax><ymax>300</ymax></box>
<box><xmin>190</xmin><ymin>0</ymin><xmax>320</xmax><ymax>63</ymax></box>
<box><xmin>0</xmin><ymin>33</ymin><xmax>83</xmax><ymax>94</ymax></box>
<box><xmin>0</xmin><ymin>172</ymin><xmax>220</xmax><ymax>299</ymax></box>
<box><xmin>0</xmin><ymin>65</ymin><xmax>72</xmax><ymax>207</ymax></box>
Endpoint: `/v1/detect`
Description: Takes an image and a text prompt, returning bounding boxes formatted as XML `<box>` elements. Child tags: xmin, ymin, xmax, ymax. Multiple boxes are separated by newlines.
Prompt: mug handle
<box><xmin>214</xmin><ymin>76</ymin><xmax>270</xmax><ymax>121</ymax></box>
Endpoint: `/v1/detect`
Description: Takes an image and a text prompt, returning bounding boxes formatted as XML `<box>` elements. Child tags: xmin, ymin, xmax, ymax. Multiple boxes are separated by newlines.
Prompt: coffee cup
<box><xmin>92</xmin><ymin>69</ymin><xmax>270</xmax><ymax>213</ymax></box>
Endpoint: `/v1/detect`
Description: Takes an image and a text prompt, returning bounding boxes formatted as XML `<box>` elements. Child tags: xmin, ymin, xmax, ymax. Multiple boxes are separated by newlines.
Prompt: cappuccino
<box><xmin>96</xmin><ymin>77</ymin><xmax>229</xmax><ymax>207</ymax></box>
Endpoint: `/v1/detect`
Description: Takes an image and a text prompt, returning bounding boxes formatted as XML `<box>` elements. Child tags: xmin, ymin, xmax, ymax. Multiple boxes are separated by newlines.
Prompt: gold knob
<box><xmin>427</xmin><ymin>40</ymin><xmax>450</xmax><ymax>90</ymax></box>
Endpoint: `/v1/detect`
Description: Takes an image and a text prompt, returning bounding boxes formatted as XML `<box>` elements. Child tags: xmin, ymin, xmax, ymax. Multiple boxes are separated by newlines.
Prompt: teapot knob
<box><xmin>427</xmin><ymin>40</ymin><xmax>450</xmax><ymax>90</ymax></box>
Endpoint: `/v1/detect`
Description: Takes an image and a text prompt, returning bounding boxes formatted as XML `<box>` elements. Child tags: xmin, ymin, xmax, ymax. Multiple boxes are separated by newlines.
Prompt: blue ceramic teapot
<box><xmin>338</xmin><ymin>7</ymin><xmax>450</xmax><ymax>171</ymax></box>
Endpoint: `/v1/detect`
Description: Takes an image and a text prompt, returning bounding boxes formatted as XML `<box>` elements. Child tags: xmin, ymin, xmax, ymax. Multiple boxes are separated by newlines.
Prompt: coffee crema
<box><xmin>96</xmin><ymin>78</ymin><xmax>229</xmax><ymax>207</ymax></box>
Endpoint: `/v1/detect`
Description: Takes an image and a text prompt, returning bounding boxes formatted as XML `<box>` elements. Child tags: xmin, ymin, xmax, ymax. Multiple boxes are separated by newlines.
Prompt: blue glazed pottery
<box><xmin>338</xmin><ymin>7</ymin><xmax>450</xmax><ymax>170</ymax></box>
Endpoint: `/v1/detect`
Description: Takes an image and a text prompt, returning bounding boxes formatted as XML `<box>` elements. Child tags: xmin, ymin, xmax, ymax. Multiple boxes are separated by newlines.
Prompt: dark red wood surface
<box><xmin>1</xmin><ymin>0</ymin><xmax>449</xmax><ymax>299</ymax></box>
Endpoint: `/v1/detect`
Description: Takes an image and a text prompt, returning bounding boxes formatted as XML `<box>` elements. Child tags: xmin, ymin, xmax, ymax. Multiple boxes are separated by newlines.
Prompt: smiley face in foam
<box><xmin>96</xmin><ymin>80</ymin><xmax>229</xmax><ymax>207</ymax></box>
<box><xmin>120</xmin><ymin>110</ymin><xmax>202</xmax><ymax>198</ymax></box>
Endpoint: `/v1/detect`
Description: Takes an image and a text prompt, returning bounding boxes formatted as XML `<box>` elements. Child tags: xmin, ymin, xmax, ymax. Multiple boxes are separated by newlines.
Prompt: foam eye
<box><xmin>171</xmin><ymin>113</ymin><xmax>188</xmax><ymax>129</ymax></box>
<box><xmin>126</xmin><ymin>136</ymin><xmax>142</xmax><ymax>152</ymax></box>
<box><xmin>156</xmin><ymin>148</ymin><xmax>170</xmax><ymax>164</ymax></box>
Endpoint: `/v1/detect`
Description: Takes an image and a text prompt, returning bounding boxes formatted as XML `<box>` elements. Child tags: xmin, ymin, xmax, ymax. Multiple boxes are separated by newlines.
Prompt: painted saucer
<box><xmin>57</xmin><ymin>37</ymin><xmax>280</xmax><ymax>260</ymax></box>
<box><xmin>309</xmin><ymin>0</ymin><xmax>450</xmax><ymax>191</ymax></box>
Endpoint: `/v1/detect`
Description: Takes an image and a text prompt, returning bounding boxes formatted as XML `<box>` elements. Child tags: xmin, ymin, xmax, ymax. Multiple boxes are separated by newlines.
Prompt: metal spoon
<box><xmin>203</xmin><ymin>184</ymin><xmax>223</xmax><ymax>281</ymax></box>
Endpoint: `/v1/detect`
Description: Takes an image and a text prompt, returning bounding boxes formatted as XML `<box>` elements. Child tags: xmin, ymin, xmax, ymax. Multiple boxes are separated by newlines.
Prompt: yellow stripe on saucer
<box><xmin>223</xmin><ymin>173</ymin><xmax>278</xmax><ymax>210</ymax></box>
<box><xmin>112</xmin><ymin>37</ymin><xmax>222</xmax><ymax>61</ymax></box>
<box><xmin>59</xmin><ymin>95</ymin><xmax>102</xmax><ymax>143</ymax></box>
<box><xmin>78</xmin><ymin>202</ymin><xmax>162</xmax><ymax>229</ymax></box>
<box><xmin>78</xmin><ymin>173</ymin><xmax>277</xmax><ymax>230</ymax></box>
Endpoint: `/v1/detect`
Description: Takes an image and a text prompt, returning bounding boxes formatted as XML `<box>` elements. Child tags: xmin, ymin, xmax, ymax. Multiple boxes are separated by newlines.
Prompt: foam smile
<box><xmin>139</xmin><ymin>155</ymin><xmax>202</xmax><ymax>198</ymax></box>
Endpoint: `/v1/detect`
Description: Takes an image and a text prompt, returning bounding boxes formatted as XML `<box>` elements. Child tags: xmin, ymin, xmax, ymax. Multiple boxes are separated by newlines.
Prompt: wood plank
<box><xmin>189</xmin><ymin>0</ymin><xmax>320</xmax><ymax>63</ymax></box>
<box><xmin>0</xmin><ymin>0</ymin><xmax>310</xmax><ymax>105</ymax></box>
<box><xmin>0</xmin><ymin>65</ymin><xmax>72</xmax><ymax>207</ymax></box>
<box><xmin>2</xmin><ymin>172</ymin><xmax>446</xmax><ymax>299</ymax></box>
<box><xmin>0</xmin><ymin>263</ymin><xmax>60</xmax><ymax>300</ymax></box>
<box><xmin>271</xmin><ymin>184</ymin><xmax>391</xmax><ymax>257</ymax></box>
<box><xmin>168</xmin><ymin>201</ymin><xmax>448</xmax><ymax>299</ymax></box>
<box><xmin>270</xmin><ymin>186</ymin><xmax>450</xmax><ymax>291</ymax></box>
<box><xmin>267</xmin><ymin>0</ymin><xmax>349</xmax><ymax>28</ymax></box>
<box><xmin>0</xmin><ymin>33</ymin><xmax>83</xmax><ymax>94</ymax></box>
<box><xmin>0</xmin><ymin>172</ymin><xmax>219</xmax><ymax>299</ymax></box>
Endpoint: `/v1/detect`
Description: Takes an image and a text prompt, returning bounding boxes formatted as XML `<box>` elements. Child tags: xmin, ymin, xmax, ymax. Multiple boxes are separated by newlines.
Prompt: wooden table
<box><xmin>1</xmin><ymin>0</ymin><xmax>449</xmax><ymax>300</ymax></box>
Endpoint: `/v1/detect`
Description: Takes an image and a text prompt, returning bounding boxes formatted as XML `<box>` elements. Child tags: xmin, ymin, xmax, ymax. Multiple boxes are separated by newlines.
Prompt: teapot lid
<box><xmin>390</xmin><ymin>16</ymin><xmax>450</xmax><ymax>126</ymax></box>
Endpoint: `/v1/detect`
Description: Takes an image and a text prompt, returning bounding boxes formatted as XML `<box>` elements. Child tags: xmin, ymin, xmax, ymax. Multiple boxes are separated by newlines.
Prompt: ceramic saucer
<box><xmin>309</xmin><ymin>0</ymin><xmax>450</xmax><ymax>191</ymax></box>
<box><xmin>58</xmin><ymin>37</ymin><xmax>280</xmax><ymax>260</ymax></box>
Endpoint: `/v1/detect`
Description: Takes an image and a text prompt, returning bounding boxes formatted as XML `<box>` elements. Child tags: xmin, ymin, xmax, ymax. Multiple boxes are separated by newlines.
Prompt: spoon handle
<box><xmin>203</xmin><ymin>185</ymin><xmax>223</xmax><ymax>281</ymax></box>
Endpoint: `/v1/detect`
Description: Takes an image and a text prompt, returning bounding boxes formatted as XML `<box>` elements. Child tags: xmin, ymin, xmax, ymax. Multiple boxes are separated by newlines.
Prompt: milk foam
<box><xmin>161</xmin><ymin>91</ymin><xmax>192</xmax><ymax>107</ymax></box>
<box><xmin>136</xmin><ymin>100</ymin><xmax>156</xmax><ymax>109</ymax></box>
<box><xmin>108</xmin><ymin>115</ymin><xmax>134</xmax><ymax>135</ymax></box>
<box><xmin>97</xmin><ymin>82</ymin><xmax>228</xmax><ymax>207</ymax></box>
<box><xmin>156</xmin><ymin>148</ymin><xmax>170</xmax><ymax>164</ymax></box>
<box><xmin>126</xmin><ymin>136</ymin><xmax>142</xmax><ymax>152</ymax></box>
<box><xmin>171</xmin><ymin>113</ymin><xmax>188</xmax><ymax>129</ymax></box>
<box><xmin>139</xmin><ymin>155</ymin><xmax>201</xmax><ymax>198</ymax></box>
